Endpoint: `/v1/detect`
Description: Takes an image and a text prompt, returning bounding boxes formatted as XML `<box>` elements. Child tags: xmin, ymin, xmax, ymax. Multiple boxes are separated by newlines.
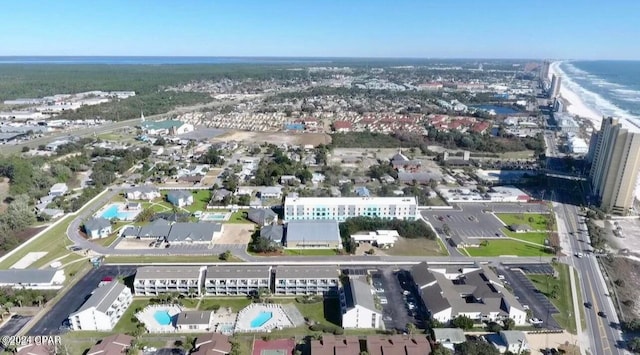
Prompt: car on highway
<box><xmin>380</xmin><ymin>297</ymin><xmax>388</xmax><ymax>305</ymax></box>
<box><xmin>575</xmin><ymin>252</ymin><xmax>584</xmax><ymax>258</ymax></box>
<box><xmin>598</xmin><ymin>311</ymin><xmax>607</xmax><ymax>318</ymax></box>
<box><xmin>584</xmin><ymin>302</ymin><xmax>593</xmax><ymax>309</ymax></box>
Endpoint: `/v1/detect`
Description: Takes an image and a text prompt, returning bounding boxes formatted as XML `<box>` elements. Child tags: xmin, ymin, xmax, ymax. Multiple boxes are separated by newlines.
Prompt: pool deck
<box><xmin>234</xmin><ymin>304</ymin><xmax>294</xmax><ymax>333</ymax></box>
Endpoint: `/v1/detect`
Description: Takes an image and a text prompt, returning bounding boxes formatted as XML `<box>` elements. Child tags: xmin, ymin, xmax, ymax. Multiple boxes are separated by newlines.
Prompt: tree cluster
<box><xmin>249</xmin><ymin>229</ymin><xmax>282</xmax><ymax>254</ymax></box>
<box><xmin>252</xmin><ymin>148</ymin><xmax>312</xmax><ymax>186</ymax></box>
<box><xmin>197</xmin><ymin>147</ymin><xmax>225</xmax><ymax>165</ymax></box>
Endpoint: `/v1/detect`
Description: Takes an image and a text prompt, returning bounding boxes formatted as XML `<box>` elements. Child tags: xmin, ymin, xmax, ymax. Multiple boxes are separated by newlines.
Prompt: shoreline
<box><xmin>549</xmin><ymin>61</ymin><xmax>603</xmax><ymax>129</ymax></box>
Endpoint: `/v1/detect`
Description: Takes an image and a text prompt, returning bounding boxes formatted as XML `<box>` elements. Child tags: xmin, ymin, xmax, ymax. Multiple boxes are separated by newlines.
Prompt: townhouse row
<box><xmin>133</xmin><ymin>265</ymin><xmax>340</xmax><ymax>297</ymax></box>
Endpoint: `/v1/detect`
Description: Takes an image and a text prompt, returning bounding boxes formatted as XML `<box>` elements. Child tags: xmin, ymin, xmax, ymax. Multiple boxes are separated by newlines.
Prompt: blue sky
<box><xmin>1</xmin><ymin>0</ymin><xmax>638</xmax><ymax>59</ymax></box>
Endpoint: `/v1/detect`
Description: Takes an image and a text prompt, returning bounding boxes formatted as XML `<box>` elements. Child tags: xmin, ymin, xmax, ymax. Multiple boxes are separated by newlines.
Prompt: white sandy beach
<box><xmin>549</xmin><ymin>61</ymin><xmax>603</xmax><ymax>129</ymax></box>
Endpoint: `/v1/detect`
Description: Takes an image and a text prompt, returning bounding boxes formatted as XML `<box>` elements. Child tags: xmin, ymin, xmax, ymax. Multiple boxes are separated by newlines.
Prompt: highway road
<box><xmin>555</xmin><ymin>197</ymin><xmax>626</xmax><ymax>354</ymax></box>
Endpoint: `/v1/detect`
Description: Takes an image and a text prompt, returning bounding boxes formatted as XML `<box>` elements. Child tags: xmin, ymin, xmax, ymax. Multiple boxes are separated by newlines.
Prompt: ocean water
<box><xmin>558</xmin><ymin>61</ymin><xmax>640</xmax><ymax>120</ymax></box>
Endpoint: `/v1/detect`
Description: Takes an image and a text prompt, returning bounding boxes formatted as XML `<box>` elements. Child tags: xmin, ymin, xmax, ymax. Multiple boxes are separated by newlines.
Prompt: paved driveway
<box><xmin>27</xmin><ymin>265</ymin><xmax>137</xmax><ymax>335</ymax></box>
<box><xmin>0</xmin><ymin>315</ymin><xmax>32</xmax><ymax>336</ymax></box>
<box><xmin>497</xmin><ymin>265</ymin><xmax>561</xmax><ymax>330</ymax></box>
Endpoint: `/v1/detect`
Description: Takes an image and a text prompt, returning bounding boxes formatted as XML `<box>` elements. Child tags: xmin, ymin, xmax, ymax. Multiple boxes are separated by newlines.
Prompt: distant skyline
<box><xmin>1</xmin><ymin>0</ymin><xmax>639</xmax><ymax>59</ymax></box>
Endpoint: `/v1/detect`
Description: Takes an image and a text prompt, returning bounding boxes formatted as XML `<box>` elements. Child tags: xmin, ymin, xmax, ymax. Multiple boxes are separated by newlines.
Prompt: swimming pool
<box><xmin>154</xmin><ymin>311</ymin><xmax>172</xmax><ymax>326</ymax></box>
<box><xmin>250</xmin><ymin>311</ymin><xmax>273</xmax><ymax>328</ymax></box>
<box><xmin>99</xmin><ymin>203</ymin><xmax>140</xmax><ymax>221</ymax></box>
<box><xmin>200</xmin><ymin>212</ymin><xmax>230</xmax><ymax>221</ymax></box>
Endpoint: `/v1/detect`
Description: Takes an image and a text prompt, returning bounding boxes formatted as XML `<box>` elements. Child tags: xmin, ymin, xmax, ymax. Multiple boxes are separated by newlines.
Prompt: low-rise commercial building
<box><xmin>134</xmin><ymin>266</ymin><xmax>205</xmax><ymax>296</ymax></box>
<box><xmin>204</xmin><ymin>265</ymin><xmax>271</xmax><ymax>296</ymax></box>
<box><xmin>350</xmin><ymin>230</ymin><xmax>399</xmax><ymax>248</ymax></box>
<box><xmin>285</xmin><ymin>220</ymin><xmax>342</xmax><ymax>249</ymax></box>
<box><xmin>68</xmin><ymin>282</ymin><xmax>132</xmax><ymax>331</ymax></box>
<box><xmin>274</xmin><ymin>266</ymin><xmax>339</xmax><ymax>296</ymax></box>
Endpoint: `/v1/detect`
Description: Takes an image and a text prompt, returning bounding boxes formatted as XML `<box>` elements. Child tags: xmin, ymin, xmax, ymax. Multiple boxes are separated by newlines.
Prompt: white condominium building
<box><xmin>284</xmin><ymin>196</ymin><xmax>418</xmax><ymax>221</ymax></box>
<box><xmin>134</xmin><ymin>266</ymin><xmax>205</xmax><ymax>296</ymax></box>
<box><xmin>68</xmin><ymin>282</ymin><xmax>132</xmax><ymax>331</ymax></box>
<box><xmin>274</xmin><ymin>266</ymin><xmax>340</xmax><ymax>296</ymax></box>
<box><xmin>204</xmin><ymin>266</ymin><xmax>271</xmax><ymax>296</ymax></box>
<box><xmin>588</xmin><ymin>117</ymin><xmax>640</xmax><ymax>215</ymax></box>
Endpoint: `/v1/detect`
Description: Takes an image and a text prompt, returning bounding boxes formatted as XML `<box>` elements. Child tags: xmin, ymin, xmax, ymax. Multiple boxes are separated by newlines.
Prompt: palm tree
<box><xmin>35</xmin><ymin>295</ymin><xmax>45</xmax><ymax>307</ymax></box>
<box><xmin>14</xmin><ymin>295</ymin><xmax>24</xmax><ymax>308</ymax></box>
<box><xmin>187</xmin><ymin>288</ymin><xmax>197</xmax><ymax>299</ymax></box>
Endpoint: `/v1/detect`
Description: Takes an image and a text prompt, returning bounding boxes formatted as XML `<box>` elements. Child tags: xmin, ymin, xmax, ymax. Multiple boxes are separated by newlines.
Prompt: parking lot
<box><xmin>422</xmin><ymin>205</ymin><xmax>506</xmax><ymax>240</ymax></box>
<box><xmin>504</xmin><ymin>263</ymin><xmax>555</xmax><ymax>275</ymax></box>
<box><xmin>496</xmin><ymin>265</ymin><xmax>561</xmax><ymax>330</ymax></box>
<box><xmin>0</xmin><ymin>315</ymin><xmax>32</xmax><ymax>336</ymax></box>
<box><xmin>27</xmin><ymin>265</ymin><xmax>138</xmax><ymax>335</ymax></box>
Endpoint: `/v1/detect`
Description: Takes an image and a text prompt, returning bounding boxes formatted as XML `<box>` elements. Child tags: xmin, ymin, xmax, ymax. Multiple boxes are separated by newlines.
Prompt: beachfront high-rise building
<box><xmin>549</xmin><ymin>74</ymin><xmax>562</xmax><ymax>99</ymax></box>
<box><xmin>539</xmin><ymin>61</ymin><xmax>551</xmax><ymax>82</ymax></box>
<box><xmin>588</xmin><ymin>117</ymin><xmax>640</xmax><ymax>215</ymax></box>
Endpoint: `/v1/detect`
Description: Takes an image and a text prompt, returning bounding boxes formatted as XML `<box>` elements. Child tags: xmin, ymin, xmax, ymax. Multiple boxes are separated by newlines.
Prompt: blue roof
<box><xmin>284</xmin><ymin>123</ymin><xmax>304</xmax><ymax>130</ymax></box>
<box><xmin>355</xmin><ymin>186</ymin><xmax>370</xmax><ymax>197</ymax></box>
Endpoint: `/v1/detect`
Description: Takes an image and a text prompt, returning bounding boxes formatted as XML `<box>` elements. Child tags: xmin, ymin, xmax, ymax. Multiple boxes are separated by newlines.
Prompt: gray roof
<box><xmin>248</xmin><ymin>208</ymin><xmax>278</xmax><ymax>224</ymax></box>
<box><xmin>0</xmin><ymin>269</ymin><xmax>59</xmax><ymax>284</ymax></box>
<box><xmin>167</xmin><ymin>222</ymin><xmax>222</xmax><ymax>243</ymax></box>
<box><xmin>136</xmin><ymin>266</ymin><xmax>203</xmax><ymax>280</ymax></box>
<box><xmin>344</xmin><ymin>277</ymin><xmax>378</xmax><ymax>313</ymax></box>
<box><xmin>167</xmin><ymin>190</ymin><xmax>192</xmax><ymax>200</ymax></box>
<box><xmin>72</xmin><ymin>281</ymin><xmax>128</xmax><ymax>315</ymax></box>
<box><xmin>121</xmin><ymin>226</ymin><xmax>140</xmax><ymax>237</ymax></box>
<box><xmin>391</xmin><ymin>151</ymin><xmax>409</xmax><ymax>162</ymax></box>
<box><xmin>137</xmin><ymin>218</ymin><xmax>171</xmax><ymax>238</ymax></box>
<box><xmin>260</xmin><ymin>225</ymin><xmax>283</xmax><ymax>242</ymax></box>
<box><xmin>205</xmin><ymin>265</ymin><xmax>271</xmax><ymax>279</ymax></box>
<box><xmin>415</xmin><ymin>265</ymin><xmax>523</xmax><ymax>317</ymax></box>
<box><xmin>40</xmin><ymin>208</ymin><xmax>64</xmax><ymax>217</ymax></box>
<box><xmin>176</xmin><ymin>311</ymin><xmax>212</xmax><ymax>326</ymax></box>
<box><xmin>84</xmin><ymin>217</ymin><xmax>111</xmax><ymax>231</ymax></box>
<box><xmin>410</xmin><ymin>262</ymin><xmax>436</xmax><ymax>288</ymax></box>
<box><xmin>500</xmin><ymin>330</ymin><xmax>527</xmax><ymax>345</ymax></box>
<box><xmin>276</xmin><ymin>266</ymin><xmax>338</xmax><ymax>279</ymax></box>
<box><xmin>127</xmin><ymin>185</ymin><xmax>158</xmax><ymax>194</ymax></box>
<box><xmin>286</xmin><ymin>220</ymin><xmax>341</xmax><ymax>243</ymax></box>
<box><xmin>432</xmin><ymin>328</ymin><xmax>466</xmax><ymax>344</ymax></box>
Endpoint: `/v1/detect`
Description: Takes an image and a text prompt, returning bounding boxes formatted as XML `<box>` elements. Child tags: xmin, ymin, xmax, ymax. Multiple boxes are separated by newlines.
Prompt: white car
<box><xmin>529</xmin><ymin>318</ymin><xmax>543</xmax><ymax>325</ymax></box>
<box><xmin>576</xmin><ymin>252</ymin><xmax>584</xmax><ymax>258</ymax></box>
<box><xmin>380</xmin><ymin>298</ymin><xmax>388</xmax><ymax>305</ymax></box>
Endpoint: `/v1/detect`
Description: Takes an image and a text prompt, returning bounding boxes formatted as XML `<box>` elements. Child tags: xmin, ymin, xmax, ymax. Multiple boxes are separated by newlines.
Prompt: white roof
<box><xmin>285</xmin><ymin>196</ymin><xmax>417</xmax><ymax>206</ymax></box>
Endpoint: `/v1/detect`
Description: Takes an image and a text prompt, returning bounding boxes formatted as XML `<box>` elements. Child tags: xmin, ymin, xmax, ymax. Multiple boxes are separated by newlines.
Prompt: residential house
<box><xmin>391</xmin><ymin>151</ymin><xmax>421</xmax><ymax>172</ymax></box>
<box><xmin>410</xmin><ymin>263</ymin><xmax>527</xmax><ymax>325</ymax></box>
<box><xmin>193</xmin><ymin>333</ymin><xmax>233</xmax><ymax>355</ymax></box>
<box><xmin>354</xmin><ymin>186</ymin><xmax>370</xmax><ymax>197</ymax></box>
<box><xmin>0</xmin><ymin>269</ymin><xmax>65</xmax><ymax>290</ymax></box>
<box><xmin>86</xmin><ymin>334</ymin><xmax>135</xmax><ymax>355</ymax></box>
<box><xmin>176</xmin><ymin>311</ymin><xmax>213</xmax><ymax>332</ymax></box>
<box><xmin>280</xmin><ymin>175</ymin><xmax>300</xmax><ymax>185</ymax></box>
<box><xmin>16</xmin><ymin>344</ymin><xmax>55</xmax><ymax>355</ymax></box>
<box><xmin>136</xmin><ymin>218</ymin><xmax>171</xmax><ymax>239</ymax></box>
<box><xmin>248</xmin><ymin>207</ymin><xmax>279</xmax><ymax>225</ymax></box>
<box><xmin>204</xmin><ymin>265</ymin><xmax>271</xmax><ymax>296</ymax></box>
<box><xmin>134</xmin><ymin>266</ymin><xmax>206</xmax><ymax>296</ymax></box>
<box><xmin>39</xmin><ymin>208</ymin><xmax>64</xmax><ymax>220</ymax></box>
<box><xmin>260</xmin><ymin>224</ymin><xmax>284</xmax><ymax>245</ymax></box>
<box><xmin>166</xmin><ymin>222</ymin><xmax>223</xmax><ymax>244</ymax></box>
<box><xmin>285</xmin><ymin>220</ymin><xmax>342</xmax><ymax>249</ymax></box>
<box><xmin>260</xmin><ymin>186</ymin><xmax>283</xmax><ymax>200</ymax></box>
<box><xmin>274</xmin><ymin>266</ymin><xmax>339</xmax><ymax>296</ymax></box>
<box><xmin>332</xmin><ymin>120</ymin><xmax>353</xmax><ymax>133</ymax></box>
<box><xmin>125</xmin><ymin>185</ymin><xmax>161</xmax><ymax>200</ymax></box>
<box><xmin>84</xmin><ymin>218</ymin><xmax>112</xmax><ymax>239</ymax></box>
<box><xmin>491</xmin><ymin>331</ymin><xmax>529</xmax><ymax>354</ymax></box>
<box><xmin>252</xmin><ymin>339</ymin><xmax>296</xmax><ymax>355</ymax></box>
<box><xmin>167</xmin><ymin>190</ymin><xmax>194</xmax><ymax>207</ymax></box>
<box><xmin>432</xmin><ymin>328</ymin><xmax>466</xmax><ymax>351</ymax></box>
<box><xmin>210</xmin><ymin>189</ymin><xmax>233</xmax><ymax>204</ymax></box>
<box><xmin>68</xmin><ymin>282</ymin><xmax>133</xmax><ymax>331</ymax></box>
<box><xmin>365</xmin><ymin>335</ymin><xmax>432</xmax><ymax>355</ymax></box>
<box><xmin>49</xmin><ymin>183</ymin><xmax>68</xmax><ymax>197</ymax></box>
<box><xmin>340</xmin><ymin>277</ymin><xmax>382</xmax><ymax>329</ymax></box>
<box><xmin>311</xmin><ymin>335</ymin><xmax>361</xmax><ymax>355</ymax></box>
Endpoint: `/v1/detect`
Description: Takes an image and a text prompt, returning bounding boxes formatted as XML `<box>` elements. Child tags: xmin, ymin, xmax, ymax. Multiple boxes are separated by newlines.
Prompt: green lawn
<box><xmin>496</xmin><ymin>213</ymin><xmax>552</xmax><ymax>231</ymax></box>
<box><xmin>228</xmin><ymin>210</ymin><xmax>250</xmax><ymax>223</ymax></box>
<box><xmin>185</xmin><ymin>190</ymin><xmax>212</xmax><ymax>213</ymax></box>
<box><xmin>464</xmin><ymin>239</ymin><xmax>554</xmax><ymax>257</ymax></box>
<box><xmin>142</xmin><ymin>200</ymin><xmax>173</xmax><ymax>213</ymax></box>
<box><xmin>93</xmin><ymin>233</ymin><xmax>120</xmax><ymax>247</ymax></box>
<box><xmin>0</xmin><ymin>215</ymin><xmax>75</xmax><ymax>269</ymax></box>
<box><xmin>198</xmin><ymin>297</ymin><xmax>252</xmax><ymax>312</ymax></box>
<box><xmin>284</xmin><ymin>249</ymin><xmax>341</xmax><ymax>256</ymax></box>
<box><xmin>502</xmin><ymin>229</ymin><xmax>549</xmax><ymax>245</ymax></box>
<box><xmin>113</xmin><ymin>299</ymin><xmax>149</xmax><ymax>333</ymax></box>
<box><xmin>528</xmin><ymin>264</ymin><xmax>579</xmax><ymax>334</ymax></box>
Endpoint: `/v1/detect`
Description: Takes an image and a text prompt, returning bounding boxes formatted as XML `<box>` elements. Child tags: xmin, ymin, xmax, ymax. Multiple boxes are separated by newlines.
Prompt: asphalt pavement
<box><xmin>0</xmin><ymin>315</ymin><xmax>32</xmax><ymax>336</ymax></box>
<box><xmin>27</xmin><ymin>265</ymin><xmax>137</xmax><ymax>335</ymax></box>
